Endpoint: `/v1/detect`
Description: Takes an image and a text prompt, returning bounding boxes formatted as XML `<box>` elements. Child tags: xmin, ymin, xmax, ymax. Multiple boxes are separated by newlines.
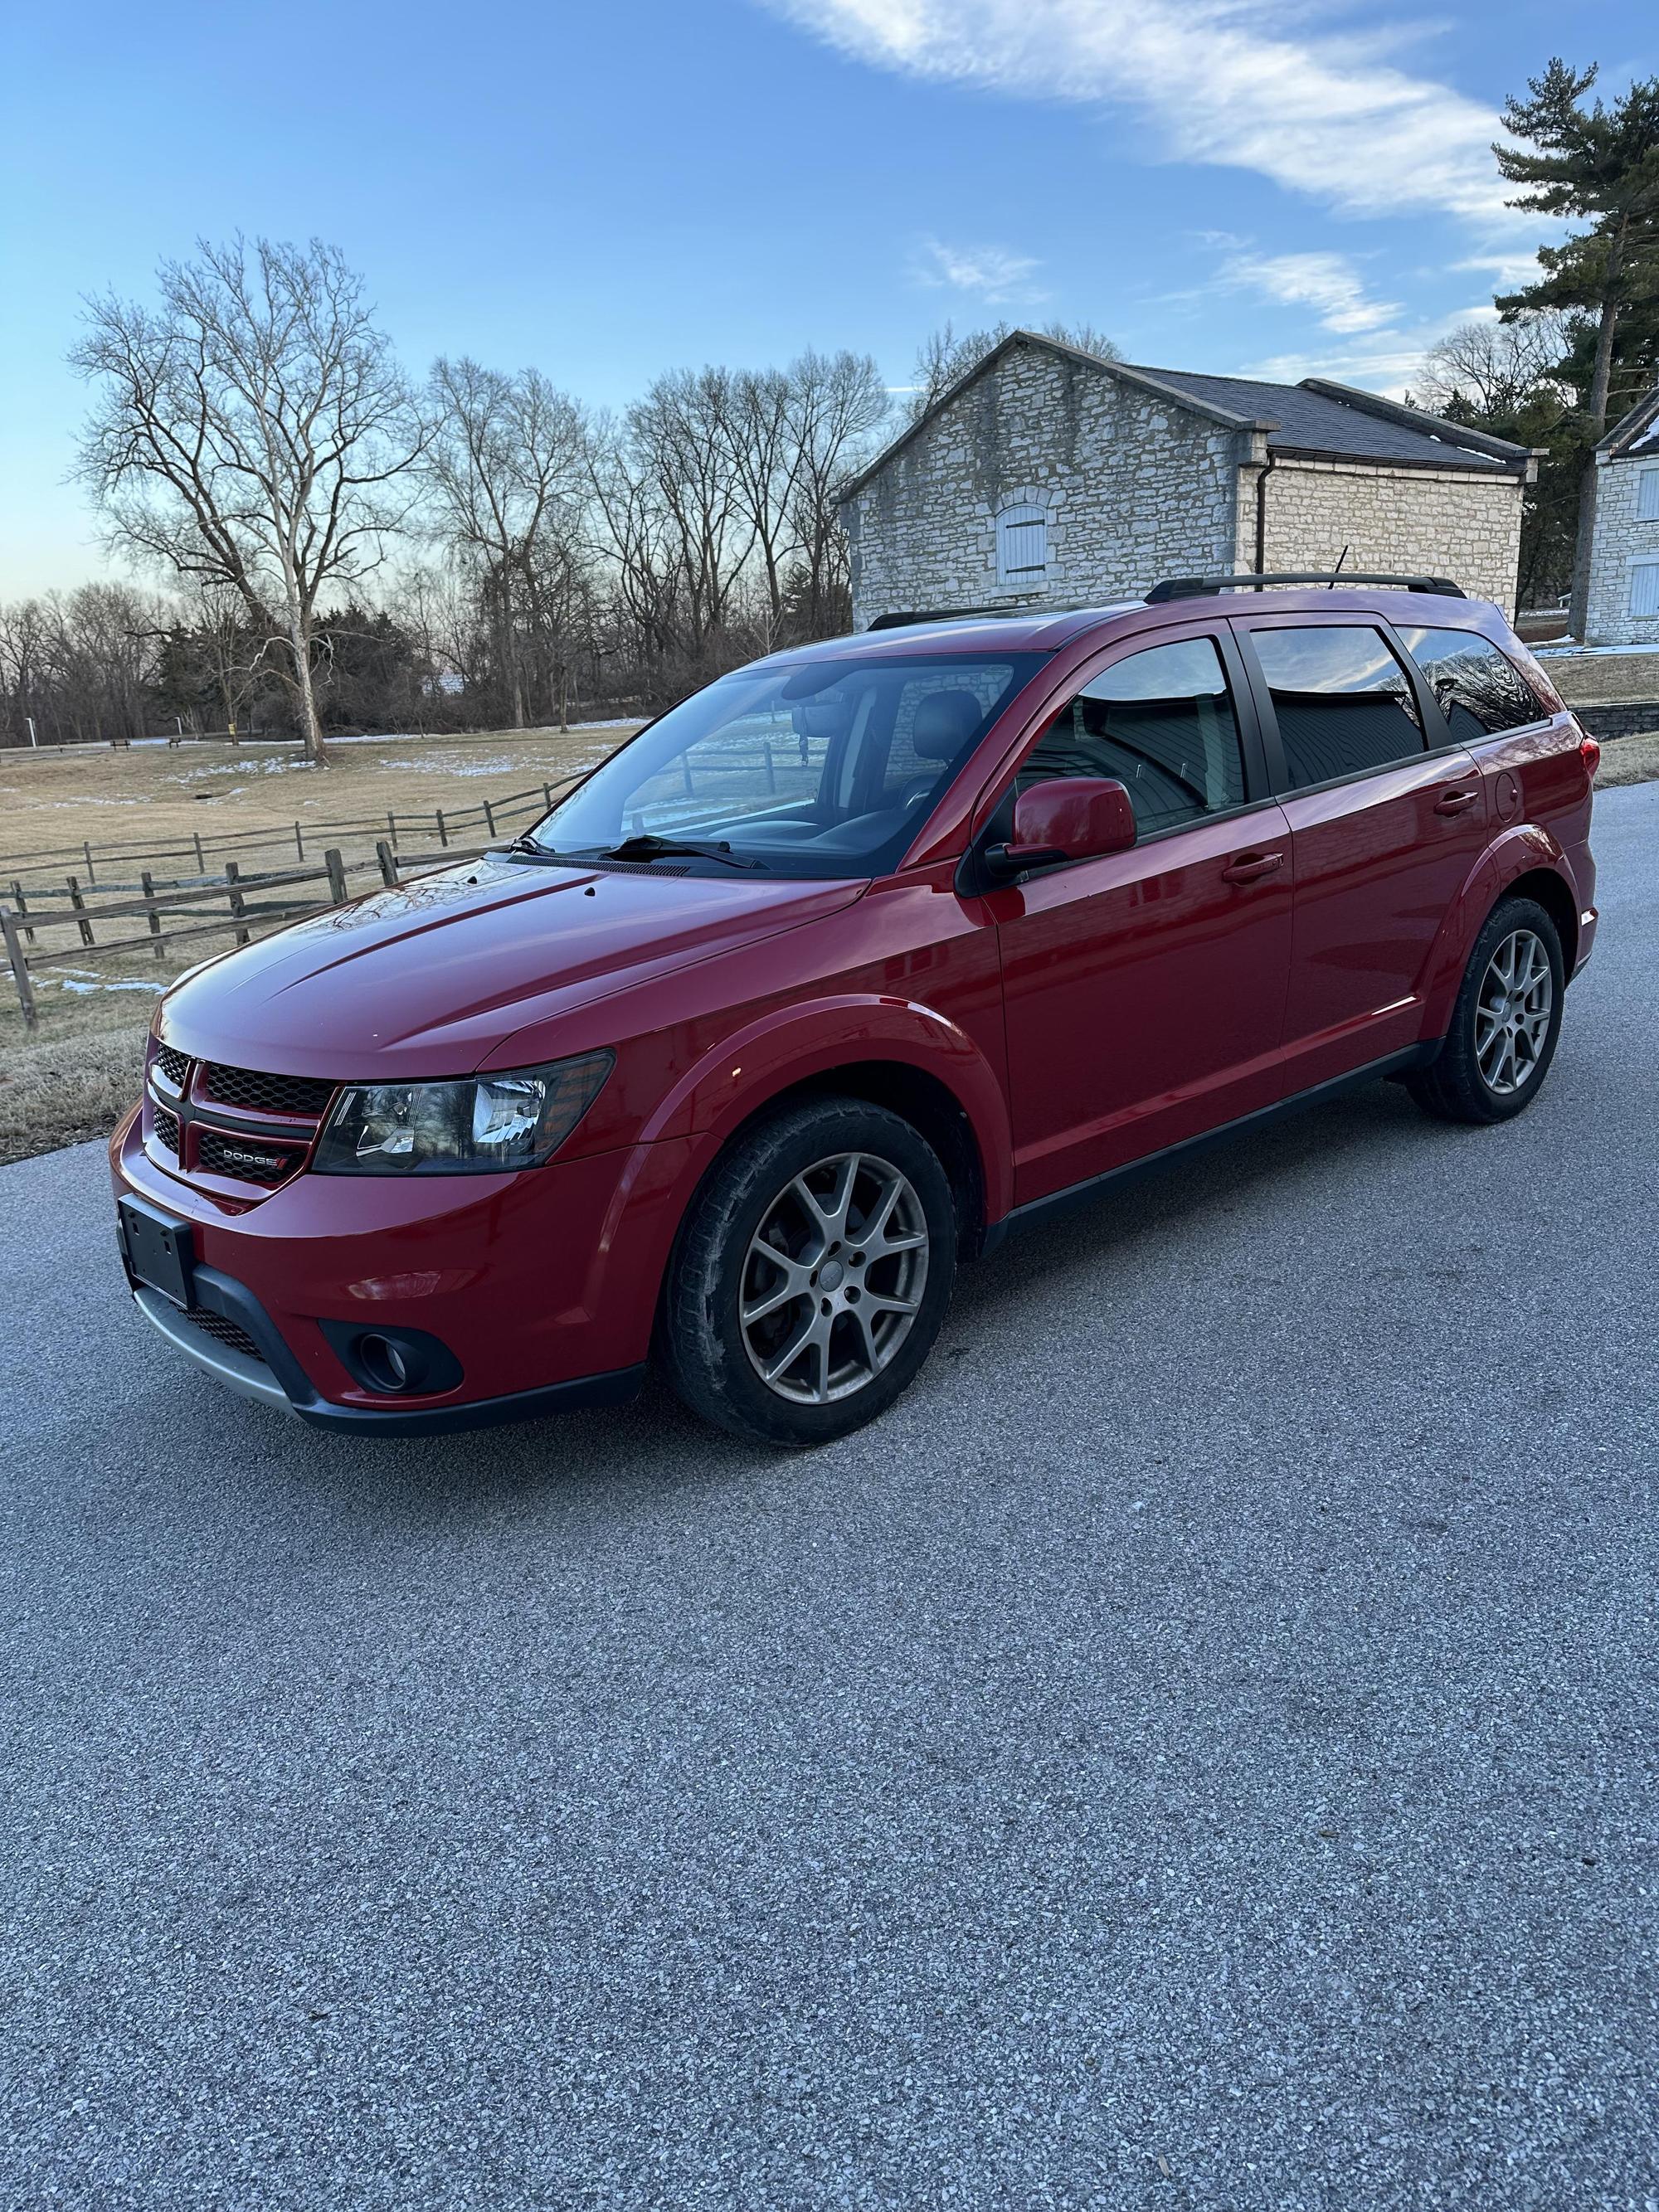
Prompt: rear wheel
<box><xmin>664</xmin><ymin>1097</ymin><xmax>957</xmax><ymax>1446</ymax></box>
<box><xmin>1407</xmin><ymin>896</ymin><xmax>1564</xmax><ymax>1125</ymax></box>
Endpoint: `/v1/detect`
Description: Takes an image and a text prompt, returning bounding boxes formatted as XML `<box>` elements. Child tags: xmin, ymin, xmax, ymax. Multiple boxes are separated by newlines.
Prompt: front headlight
<box><xmin>311</xmin><ymin>1050</ymin><xmax>614</xmax><ymax>1175</ymax></box>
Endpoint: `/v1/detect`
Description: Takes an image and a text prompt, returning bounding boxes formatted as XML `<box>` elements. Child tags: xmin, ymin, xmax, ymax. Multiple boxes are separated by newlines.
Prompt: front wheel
<box><xmin>1407</xmin><ymin>896</ymin><xmax>1565</xmax><ymax>1125</ymax></box>
<box><xmin>663</xmin><ymin>1097</ymin><xmax>957</xmax><ymax>1447</ymax></box>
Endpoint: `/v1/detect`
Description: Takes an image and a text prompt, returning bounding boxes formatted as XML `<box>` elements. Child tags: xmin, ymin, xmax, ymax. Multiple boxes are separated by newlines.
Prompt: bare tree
<box><xmin>0</xmin><ymin>598</ymin><xmax>49</xmax><ymax>746</ymax></box>
<box><xmin>1410</xmin><ymin>314</ymin><xmax>1572</xmax><ymax>417</ymax></box>
<box><xmin>0</xmin><ymin>583</ymin><xmax>173</xmax><ymax>746</ymax></box>
<box><xmin>389</xmin><ymin>562</ymin><xmax>489</xmax><ymax>717</ymax></box>
<box><xmin>192</xmin><ymin>585</ymin><xmax>264</xmax><ymax>736</ymax></box>
<box><xmin>907</xmin><ymin>320</ymin><xmax>1121</xmax><ymax>421</ymax></box>
<box><xmin>71</xmin><ymin>236</ymin><xmax>426</xmax><ymax>761</ymax></box>
<box><xmin>56</xmin><ymin>582</ymin><xmax>171</xmax><ymax>742</ymax></box>
<box><xmin>786</xmin><ymin>349</ymin><xmax>889</xmax><ymax>635</ymax></box>
<box><xmin>426</xmin><ymin>357</ymin><xmax>588</xmax><ymax>727</ymax></box>
<box><xmin>625</xmin><ymin>368</ymin><xmax>756</xmax><ymax>658</ymax></box>
<box><xmin>718</xmin><ymin>366</ymin><xmax>804</xmax><ymax>630</ymax></box>
<box><xmin>709</xmin><ymin>351</ymin><xmax>890</xmax><ymax>639</ymax></box>
<box><xmin>586</xmin><ymin>409</ymin><xmax>685</xmax><ymax>672</ymax></box>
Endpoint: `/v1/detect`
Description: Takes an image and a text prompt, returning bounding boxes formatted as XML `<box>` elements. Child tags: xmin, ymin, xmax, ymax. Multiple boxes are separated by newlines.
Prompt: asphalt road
<box><xmin>3</xmin><ymin>785</ymin><xmax>1657</xmax><ymax>2212</ymax></box>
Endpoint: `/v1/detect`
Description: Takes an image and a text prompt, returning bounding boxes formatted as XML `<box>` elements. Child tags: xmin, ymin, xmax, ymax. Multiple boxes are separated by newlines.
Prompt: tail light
<box><xmin>1579</xmin><ymin>735</ymin><xmax>1602</xmax><ymax>777</ymax></box>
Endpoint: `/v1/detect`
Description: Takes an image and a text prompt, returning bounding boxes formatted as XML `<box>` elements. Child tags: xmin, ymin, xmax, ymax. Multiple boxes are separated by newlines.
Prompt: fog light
<box><xmin>359</xmin><ymin>1334</ymin><xmax>411</xmax><ymax>1393</ymax></box>
<box><xmin>319</xmin><ymin>1318</ymin><xmax>463</xmax><ymax>1398</ymax></box>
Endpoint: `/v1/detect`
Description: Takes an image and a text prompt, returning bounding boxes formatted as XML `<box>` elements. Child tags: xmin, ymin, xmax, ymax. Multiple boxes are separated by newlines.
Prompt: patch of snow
<box><xmin>325</xmin><ymin>718</ymin><xmax>638</xmax><ymax>743</ymax></box>
<box><xmin>14</xmin><ymin>795</ymin><xmax>149</xmax><ymax>809</ymax></box>
<box><xmin>167</xmin><ymin>757</ymin><xmax>315</xmax><ymax>784</ymax></box>
<box><xmin>378</xmin><ymin>755</ymin><xmax>523</xmax><ymax>776</ymax></box>
<box><xmin>38</xmin><ymin>970</ymin><xmax>167</xmax><ymax>996</ymax></box>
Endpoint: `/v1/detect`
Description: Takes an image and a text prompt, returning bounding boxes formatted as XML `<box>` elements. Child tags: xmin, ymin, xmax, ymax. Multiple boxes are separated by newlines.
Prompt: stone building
<box><xmin>1582</xmin><ymin>385</ymin><xmax>1659</xmax><ymax>645</ymax></box>
<box><xmin>840</xmin><ymin>332</ymin><xmax>1535</xmax><ymax>628</ymax></box>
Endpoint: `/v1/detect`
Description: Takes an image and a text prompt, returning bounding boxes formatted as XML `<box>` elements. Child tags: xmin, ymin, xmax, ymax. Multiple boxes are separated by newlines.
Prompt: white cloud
<box><xmin>1218</xmin><ymin>248</ymin><xmax>1401</xmax><ymax>334</ymax></box>
<box><xmin>911</xmin><ymin>236</ymin><xmax>1047</xmax><ymax>304</ymax></box>
<box><xmin>1452</xmin><ymin>250</ymin><xmax>1546</xmax><ymax>290</ymax></box>
<box><xmin>757</xmin><ymin>0</ymin><xmax>1519</xmax><ymax>226</ymax></box>
<box><xmin>1243</xmin><ymin>341</ymin><xmax>1429</xmax><ymax>396</ymax></box>
<box><xmin>1237</xmin><ymin>303</ymin><xmax>1498</xmax><ymax>401</ymax></box>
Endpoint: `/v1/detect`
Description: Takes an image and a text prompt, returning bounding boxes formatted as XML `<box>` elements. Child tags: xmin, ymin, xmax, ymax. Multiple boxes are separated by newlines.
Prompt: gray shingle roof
<box><xmin>1124</xmin><ymin>365</ymin><xmax>1521</xmax><ymax>473</ymax></box>
<box><xmin>839</xmin><ymin>331</ymin><xmax>1532</xmax><ymax>505</ymax></box>
<box><xmin>1598</xmin><ymin>385</ymin><xmax>1659</xmax><ymax>458</ymax></box>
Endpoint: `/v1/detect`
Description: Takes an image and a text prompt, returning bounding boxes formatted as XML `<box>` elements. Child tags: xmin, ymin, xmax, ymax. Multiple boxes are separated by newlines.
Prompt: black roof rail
<box><xmin>1147</xmin><ymin>570</ymin><xmax>1465</xmax><ymax>603</ymax></box>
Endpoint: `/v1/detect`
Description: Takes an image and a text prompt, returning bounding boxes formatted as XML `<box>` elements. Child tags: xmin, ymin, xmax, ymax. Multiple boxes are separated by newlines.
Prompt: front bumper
<box><xmin>110</xmin><ymin>1106</ymin><xmax>698</xmax><ymax>1430</ymax></box>
<box><xmin>128</xmin><ymin>1273</ymin><xmax>644</xmax><ymax>1434</ymax></box>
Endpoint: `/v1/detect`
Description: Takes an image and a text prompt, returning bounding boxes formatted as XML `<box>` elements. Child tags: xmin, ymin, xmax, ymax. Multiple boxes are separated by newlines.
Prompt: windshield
<box><xmin>520</xmin><ymin>653</ymin><xmax>1044</xmax><ymax>878</ymax></box>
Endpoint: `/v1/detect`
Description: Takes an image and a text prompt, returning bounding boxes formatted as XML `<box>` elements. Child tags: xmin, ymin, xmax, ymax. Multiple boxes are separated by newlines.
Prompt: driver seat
<box><xmin>898</xmin><ymin>689</ymin><xmax>985</xmax><ymax>808</ymax></box>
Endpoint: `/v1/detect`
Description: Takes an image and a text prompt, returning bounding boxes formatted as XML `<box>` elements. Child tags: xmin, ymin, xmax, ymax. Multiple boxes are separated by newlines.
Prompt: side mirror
<box><xmin>987</xmin><ymin>776</ymin><xmax>1136</xmax><ymax>877</ymax></box>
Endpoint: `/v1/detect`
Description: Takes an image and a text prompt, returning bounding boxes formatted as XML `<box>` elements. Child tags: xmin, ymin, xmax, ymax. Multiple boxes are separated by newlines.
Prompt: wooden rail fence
<box><xmin>0</xmin><ymin>778</ymin><xmax>577</xmax><ymax>887</ymax></box>
<box><xmin>1</xmin><ymin>842</ymin><xmax>489</xmax><ymax>1028</ymax></box>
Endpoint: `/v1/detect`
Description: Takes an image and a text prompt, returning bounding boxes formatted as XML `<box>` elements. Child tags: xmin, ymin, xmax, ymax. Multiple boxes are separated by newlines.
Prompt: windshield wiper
<box><xmin>496</xmin><ymin>835</ymin><xmax>575</xmax><ymax>863</ymax></box>
<box><xmin>595</xmin><ymin>834</ymin><xmax>763</xmax><ymax>870</ymax></box>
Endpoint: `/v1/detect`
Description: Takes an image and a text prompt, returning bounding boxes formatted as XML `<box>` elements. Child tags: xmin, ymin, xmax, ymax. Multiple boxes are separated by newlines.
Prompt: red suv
<box><xmin>111</xmin><ymin>575</ymin><xmax>1598</xmax><ymax>1446</ymax></box>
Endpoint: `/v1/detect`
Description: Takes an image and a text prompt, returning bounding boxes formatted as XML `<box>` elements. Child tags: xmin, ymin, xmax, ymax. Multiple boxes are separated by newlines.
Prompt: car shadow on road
<box><xmin>209</xmin><ymin>1076</ymin><xmax>1467</xmax><ymax>1518</ymax></box>
<box><xmin>948</xmin><ymin>1072</ymin><xmax>1452</xmax><ymax>1326</ymax></box>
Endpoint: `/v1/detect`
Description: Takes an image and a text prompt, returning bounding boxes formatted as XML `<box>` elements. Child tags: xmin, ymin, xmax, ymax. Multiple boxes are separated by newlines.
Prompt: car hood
<box><xmin>159</xmin><ymin>857</ymin><xmax>865</xmax><ymax>1076</ymax></box>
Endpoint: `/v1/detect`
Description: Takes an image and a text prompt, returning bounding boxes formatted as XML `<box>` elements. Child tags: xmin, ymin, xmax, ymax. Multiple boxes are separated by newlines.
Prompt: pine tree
<box><xmin>1494</xmin><ymin>60</ymin><xmax>1659</xmax><ymax>634</ymax></box>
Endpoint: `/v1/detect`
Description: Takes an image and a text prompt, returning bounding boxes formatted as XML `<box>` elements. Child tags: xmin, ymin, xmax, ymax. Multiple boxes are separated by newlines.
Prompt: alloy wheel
<box><xmin>740</xmin><ymin>1150</ymin><xmax>930</xmax><ymax>1404</ymax></box>
<box><xmin>1474</xmin><ymin>927</ymin><xmax>1553</xmax><ymax>1096</ymax></box>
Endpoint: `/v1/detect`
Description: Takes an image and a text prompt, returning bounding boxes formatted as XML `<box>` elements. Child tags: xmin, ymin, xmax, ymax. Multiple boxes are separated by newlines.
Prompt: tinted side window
<box><xmin>1020</xmin><ymin>635</ymin><xmax>1246</xmax><ymax>834</ymax></box>
<box><xmin>1251</xmin><ymin>626</ymin><xmax>1424</xmax><ymax>789</ymax></box>
<box><xmin>1396</xmin><ymin>625</ymin><xmax>1547</xmax><ymax>741</ymax></box>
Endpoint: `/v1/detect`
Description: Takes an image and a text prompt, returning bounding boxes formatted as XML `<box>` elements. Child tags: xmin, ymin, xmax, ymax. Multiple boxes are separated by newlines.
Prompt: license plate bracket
<box><xmin>118</xmin><ymin>1196</ymin><xmax>195</xmax><ymax>1308</ymax></box>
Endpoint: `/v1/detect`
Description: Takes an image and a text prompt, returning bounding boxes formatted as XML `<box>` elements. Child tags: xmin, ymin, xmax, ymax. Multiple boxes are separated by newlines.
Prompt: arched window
<box><xmin>996</xmin><ymin>503</ymin><xmax>1048</xmax><ymax>590</ymax></box>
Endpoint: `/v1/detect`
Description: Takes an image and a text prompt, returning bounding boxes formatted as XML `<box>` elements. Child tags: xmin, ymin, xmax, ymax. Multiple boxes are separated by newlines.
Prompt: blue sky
<box><xmin>1</xmin><ymin>0</ymin><xmax>1651</xmax><ymax>594</ymax></box>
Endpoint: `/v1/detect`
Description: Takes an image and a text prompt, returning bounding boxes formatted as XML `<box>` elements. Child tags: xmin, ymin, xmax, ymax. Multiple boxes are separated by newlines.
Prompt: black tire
<box><xmin>1406</xmin><ymin>895</ymin><xmax>1565</xmax><ymax>1125</ymax></box>
<box><xmin>663</xmin><ymin>1096</ymin><xmax>958</xmax><ymax>1447</ymax></box>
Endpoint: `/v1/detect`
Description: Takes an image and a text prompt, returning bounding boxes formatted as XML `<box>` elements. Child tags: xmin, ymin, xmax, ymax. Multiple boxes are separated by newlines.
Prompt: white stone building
<box><xmin>1582</xmin><ymin>386</ymin><xmax>1659</xmax><ymax>645</ymax></box>
<box><xmin>840</xmin><ymin>332</ymin><xmax>1536</xmax><ymax>628</ymax></box>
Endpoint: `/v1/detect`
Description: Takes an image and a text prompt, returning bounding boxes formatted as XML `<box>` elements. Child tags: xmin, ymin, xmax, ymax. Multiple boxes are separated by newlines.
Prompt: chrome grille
<box><xmin>204</xmin><ymin>1062</ymin><xmax>338</xmax><ymax>1117</ymax></box>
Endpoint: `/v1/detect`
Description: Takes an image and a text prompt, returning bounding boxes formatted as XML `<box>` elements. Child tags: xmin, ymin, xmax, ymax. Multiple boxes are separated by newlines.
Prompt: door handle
<box><xmin>1221</xmin><ymin>850</ymin><xmax>1285</xmax><ymax>885</ymax></box>
<box><xmin>1434</xmin><ymin>785</ymin><xmax>1481</xmax><ymax>815</ymax></box>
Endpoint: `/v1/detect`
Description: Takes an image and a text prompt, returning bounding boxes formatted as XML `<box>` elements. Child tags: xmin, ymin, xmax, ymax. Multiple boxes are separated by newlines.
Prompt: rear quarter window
<box><xmin>1397</xmin><ymin>626</ymin><xmax>1548</xmax><ymax>741</ymax></box>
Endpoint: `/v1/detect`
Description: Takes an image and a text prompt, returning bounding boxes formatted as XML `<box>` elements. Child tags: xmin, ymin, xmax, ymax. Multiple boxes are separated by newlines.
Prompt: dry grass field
<box><xmin>0</xmin><ymin>725</ymin><xmax>640</xmax><ymax>1164</ymax></box>
<box><xmin>1597</xmin><ymin>729</ymin><xmax>1659</xmax><ymax>786</ymax></box>
<box><xmin>0</xmin><ymin>724</ymin><xmax>640</xmax><ymax>868</ymax></box>
<box><xmin>1536</xmin><ymin>646</ymin><xmax>1659</xmax><ymax>703</ymax></box>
